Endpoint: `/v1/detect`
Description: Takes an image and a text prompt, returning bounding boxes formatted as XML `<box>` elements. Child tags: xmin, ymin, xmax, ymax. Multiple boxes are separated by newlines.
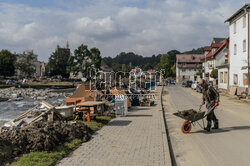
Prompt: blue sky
<box><xmin>0</xmin><ymin>0</ymin><xmax>248</xmax><ymax>61</ymax></box>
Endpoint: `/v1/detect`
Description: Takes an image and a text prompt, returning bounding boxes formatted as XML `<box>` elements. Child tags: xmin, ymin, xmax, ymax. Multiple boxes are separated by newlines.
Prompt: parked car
<box><xmin>169</xmin><ymin>79</ymin><xmax>175</xmax><ymax>85</ymax></box>
<box><xmin>191</xmin><ymin>82</ymin><xmax>199</xmax><ymax>90</ymax></box>
<box><xmin>182</xmin><ymin>80</ymin><xmax>192</xmax><ymax>87</ymax></box>
<box><xmin>196</xmin><ymin>84</ymin><xmax>203</xmax><ymax>93</ymax></box>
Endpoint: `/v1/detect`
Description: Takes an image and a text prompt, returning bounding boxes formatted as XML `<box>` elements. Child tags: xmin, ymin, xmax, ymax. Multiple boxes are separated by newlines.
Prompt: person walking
<box><xmin>201</xmin><ymin>80</ymin><xmax>220</xmax><ymax>132</ymax></box>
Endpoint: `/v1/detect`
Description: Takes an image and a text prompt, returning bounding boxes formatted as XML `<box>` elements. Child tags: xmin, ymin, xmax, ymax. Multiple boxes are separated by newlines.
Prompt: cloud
<box><xmin>0</xmin><ymin>0</ymin><xmax>246</xmax><ymax>61</ymax></box>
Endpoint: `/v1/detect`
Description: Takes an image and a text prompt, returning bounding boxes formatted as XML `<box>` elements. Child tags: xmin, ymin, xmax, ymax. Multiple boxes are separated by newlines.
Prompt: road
<box><xmin>164</xmin><ymin>85</ymin><xmax>250</xmax><ymax>166</ymax></box>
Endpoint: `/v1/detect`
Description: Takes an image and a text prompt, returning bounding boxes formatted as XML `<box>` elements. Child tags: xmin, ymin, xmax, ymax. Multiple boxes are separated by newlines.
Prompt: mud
<box><xmin>0</xmin><ymin>120</ymin><xmax>91</xmax><ymax>164</ymax></box>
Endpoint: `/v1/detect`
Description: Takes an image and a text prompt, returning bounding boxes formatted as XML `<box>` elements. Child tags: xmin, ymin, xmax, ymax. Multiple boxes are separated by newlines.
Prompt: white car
<box><xmin>191</xmin><ymin>82</ymin><xmax>199</xmax><ymax>90</ymax></box>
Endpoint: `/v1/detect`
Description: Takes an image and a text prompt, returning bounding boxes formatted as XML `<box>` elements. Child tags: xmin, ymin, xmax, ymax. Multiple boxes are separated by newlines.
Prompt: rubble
<box><xmin>0</xmin><ymin>87</ymin><xmax>68</xmax><ymax>101</ymax></box>
<box><xmin>0</xmin><ymin>120</ymin><xmax>91</xmax><ymax>164</ymax></box>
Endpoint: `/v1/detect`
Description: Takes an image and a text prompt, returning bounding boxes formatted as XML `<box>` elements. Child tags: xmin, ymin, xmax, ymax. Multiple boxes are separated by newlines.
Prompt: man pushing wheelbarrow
<box><xmin>173</xmin><ymin>80</ymin><xmax>220</xmax><ymax>133</ymax></box>
<box><xmin>201</xmin><ymin>79</ymin><xmax>220</xmax><ymax>132</ymax></box>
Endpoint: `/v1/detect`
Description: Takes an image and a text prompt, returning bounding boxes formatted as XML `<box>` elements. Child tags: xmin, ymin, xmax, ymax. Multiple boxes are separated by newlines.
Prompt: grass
<box><xmin>81</xmin><ymin>115</ymin><xmax>115</xmax><ymax>131</ymax></box>
<box><xmin>8</xmin><ymin>115</ymin><xmax>115</xmax><ymax>166</ymax></box>
<box><xmin>8</xmin><ymin>139</ymin><xmax>82</xmax><ymax>166</ymax></box>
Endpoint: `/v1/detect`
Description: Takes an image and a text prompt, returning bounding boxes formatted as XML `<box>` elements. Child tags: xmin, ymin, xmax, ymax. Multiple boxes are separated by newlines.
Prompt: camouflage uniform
<box><xmin>202</xmin><ymin>85</ymin><xmax>220</xmax><ymax>130</ymax></box>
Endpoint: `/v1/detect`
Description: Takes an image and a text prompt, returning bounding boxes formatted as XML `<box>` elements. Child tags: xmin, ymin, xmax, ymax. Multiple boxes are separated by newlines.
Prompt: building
<box><xmin>99</xmin><ymin>60</ymin><xmax>114</xmax><ymax>83</ymax></box>
<box><xmin>15</xmin><ymin>50</ymin><xmax>46</xmax><ymax>78</ymax></box>
<box><xmin>176</xmin><ymin>54</ymin><xmax>204</xmax><ymax>82</ymax></box>
<box><xmin>145</xmin><ymin>69</ymin><xmax>156</xmax><ymax>79</ymax></box>
<box><xmin>130</xmin><ymin>67</ymin><xmax>143</xmax><ymax>78</ymax></box>
<box><xmin>202</xmin><ymin>38</ymin><xmax>229</xmax><ymax>88</ymax></box>
<box><xmin>225</xmin><ymin>4</ymin><xmax>250</xmax><ymax>88</ymax></box>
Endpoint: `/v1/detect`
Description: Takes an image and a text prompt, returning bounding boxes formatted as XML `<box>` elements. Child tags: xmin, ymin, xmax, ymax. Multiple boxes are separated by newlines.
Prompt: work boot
<box><xmin>212</xmin><ymin>120</ymin><xmax>219</xmax><ymax>129</ymax></box>
<box><xmin>204</xmin><ymin>121</ymin><xmax>211</xmax><ymax>132</ymax></box>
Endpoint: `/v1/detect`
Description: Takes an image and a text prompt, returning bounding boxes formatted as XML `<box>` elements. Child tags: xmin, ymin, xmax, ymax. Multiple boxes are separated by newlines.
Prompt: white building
<box><xmin>176</xmin><ymin>54</ymin><xmax>204</xmax><ymax>82</ymax></box>
<box><xmin>202</xmin><ymin>38</ymin><xmax>229</xmax><ymax>89</ymax></box>
<box><xmin>225</xmin><ymin>4</ymin><xmax>250</xmax><ymax>88</ymax></box>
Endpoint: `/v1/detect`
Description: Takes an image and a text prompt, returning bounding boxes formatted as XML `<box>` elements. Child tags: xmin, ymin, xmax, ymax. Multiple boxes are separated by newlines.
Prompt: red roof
<box><xmin>211</xmin><ymin>43</ymin><xmax>223</xmax><ymax>48</ymax></box>
<box><xmin>202</xmin><ymin>38</ymin><xmax>229</xmax><ymax>61</ymax></box>
<box><xmin>204</xmin><ymin>46</ymin><xmax>212</xmax><ymax>51</ymax></box>
<box><xmin>146</xmin><ymin>69</ymin><xmax>156</xmax><ymax>74</ymax></box>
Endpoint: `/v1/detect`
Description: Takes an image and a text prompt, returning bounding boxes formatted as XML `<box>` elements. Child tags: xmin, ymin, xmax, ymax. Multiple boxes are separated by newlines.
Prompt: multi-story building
<box><xmin>176</xmin><ymin>54</ymin><xmax>204</xmax><ymax>82</ymax></box>
<box><xmin>225</xmin><ymin>4</ymin><xmax>250</xmax><ymax>88</ymax></box>
<box><xmin>202</xmin><ymin>38</ymin><xmax>229</xmax><ymax>89</ymax></box>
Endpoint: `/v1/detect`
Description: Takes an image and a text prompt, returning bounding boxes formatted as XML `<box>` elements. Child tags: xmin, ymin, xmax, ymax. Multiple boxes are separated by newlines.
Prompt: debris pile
<box><xmin>0</xmin><ymin>120</ymin><xmax>91</xmax><ymax>164</ymax></box>
<box><xmin>0</xmin><ymin>87</ymin><xmax>67</xmax><ymax>101</ymax></box>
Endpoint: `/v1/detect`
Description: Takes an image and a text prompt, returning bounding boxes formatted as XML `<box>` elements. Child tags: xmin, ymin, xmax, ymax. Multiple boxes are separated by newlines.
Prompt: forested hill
<box><xmin>102</xmin><ymin>52</ymin><xmax>162</xmax><ymax>71</ymax></box>
<box><xmin>102</xmin><ymin>48</ymin><xmax>204</xmax><ymax>72</ymax></box>
<box><xmin>183</xmin><ymin>47</ymin><xmax>204</xmax><ymax>54</ymax></box>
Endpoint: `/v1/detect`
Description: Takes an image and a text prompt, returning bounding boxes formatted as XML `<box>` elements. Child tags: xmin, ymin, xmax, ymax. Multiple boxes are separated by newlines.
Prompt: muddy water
<box><xmin>0</xmin><ymin>88</ymin><xmax>74</xmax><ymax>126</ymax></box>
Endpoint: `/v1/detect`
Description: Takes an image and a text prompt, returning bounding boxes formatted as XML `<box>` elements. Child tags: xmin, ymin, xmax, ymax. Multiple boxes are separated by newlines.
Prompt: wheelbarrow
<box><xmin>173</xmin><ymin>104</ymin><xmax>215</xmax><ymax>133</ymax></box>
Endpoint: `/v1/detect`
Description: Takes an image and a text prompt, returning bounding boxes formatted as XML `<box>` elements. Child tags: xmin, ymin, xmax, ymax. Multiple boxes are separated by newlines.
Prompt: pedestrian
<box><xmin>200</xmin><ymin>79</ymin><xmax>220</xmax><ymax>132</ymax></box>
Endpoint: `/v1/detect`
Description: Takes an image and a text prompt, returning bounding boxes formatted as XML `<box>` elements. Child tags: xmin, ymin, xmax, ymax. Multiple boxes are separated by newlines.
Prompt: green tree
<box><xmin>48</xmin><ymin>45</ymin><xmax>71</xmax><ymax>78</ymax></box>
<box><xmin>0</xmin><ymin>50</ymin><xmax>16</xmax><ymax>77</ymax></box>
<box><xmin>157</xmin><ymin>50</ymin><xmax>180</xmax><ymax>78</ymax></box>
<box><xmin>71</xmin><ymin>44</ymin><xmax>102</xmax><ymax>80</ymax></box>
<box><xmin>15</xmin><ymin>51</ymin><xmax>37</xmax><ymax>77</ymax></box>
<box><xmin>210</xmin><ymin>69</ymin><xmax>218</xmax><ymax>79</ymax></box>
<box><xmin>167</xmin><ymin>50</ymin><xmax>180</xmax><ymax>67</ymax></box>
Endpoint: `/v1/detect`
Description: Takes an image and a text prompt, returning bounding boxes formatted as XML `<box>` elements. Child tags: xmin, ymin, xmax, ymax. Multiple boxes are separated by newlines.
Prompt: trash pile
<box><xmin>0</xmin><ymin>87</ymin><xmax>67</xmax><ymax>101</ymax></box>
<box><xmin>0</xmin><ymin>120</ymin><xmax>91</xmax><ymax>164</ymax></box>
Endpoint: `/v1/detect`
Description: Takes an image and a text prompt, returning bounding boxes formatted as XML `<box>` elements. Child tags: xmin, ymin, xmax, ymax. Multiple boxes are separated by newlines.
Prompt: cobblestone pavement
<box><xmin>58</xmin><ymin>90</ymin><xmax>170</xmax><ymax>166</ymax></box>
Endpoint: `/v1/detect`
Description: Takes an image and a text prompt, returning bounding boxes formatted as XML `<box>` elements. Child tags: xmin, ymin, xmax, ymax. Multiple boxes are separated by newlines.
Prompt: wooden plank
<box><xmin>13</xmin><ymin>104</ymin><xmax>41</xmax><ymax>122</ymax></box>
<box><xmin>76</xmin><ymin>101</ymin><xmax>105</xmax><ymax>107</ymax></box>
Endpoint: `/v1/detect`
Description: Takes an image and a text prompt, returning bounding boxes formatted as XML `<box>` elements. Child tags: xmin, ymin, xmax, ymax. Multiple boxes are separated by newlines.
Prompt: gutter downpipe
<box><xmin>248</xmin><ymin>11</ymin><xmax>250</xmax><ymax>87</ymax></box>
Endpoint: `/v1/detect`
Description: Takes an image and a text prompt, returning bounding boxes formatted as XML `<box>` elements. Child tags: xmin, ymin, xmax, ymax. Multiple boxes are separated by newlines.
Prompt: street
<box><xmin>164</xmin><ymin>85</ymin><xmax>250</xmax><ymax>166</ymax></box>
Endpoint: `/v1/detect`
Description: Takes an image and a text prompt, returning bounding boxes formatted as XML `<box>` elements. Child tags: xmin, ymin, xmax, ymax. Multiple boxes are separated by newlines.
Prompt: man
<box><xmin>201</xmin><ymin>79</ymin><xmax>220</xmax><ymax>132</ymax></box>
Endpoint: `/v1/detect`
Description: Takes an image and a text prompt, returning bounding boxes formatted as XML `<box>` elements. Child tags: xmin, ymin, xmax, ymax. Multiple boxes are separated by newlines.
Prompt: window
<box><xmin>233</xmin><ymin>74</ymin><xmax>238</xmax><ymax>85</ymax></box>
<box><xmin>243</xmin><ymin>40</ymin><xmax>246</xmax><ymax>52</ymax></box>
<box><xmin>233</xmin><ymin>22</ymin><xmax>236</xmax><ymax>34</ymax></box>
<box><xmin>182</xmin><ymin>69</ymin><xmax>186</xmax><ymax>72</ymax></box>
<box><xmin>220</xmin><ymin>72</ymin><xmax>224</xmax><ymax>83</ymax></box>
<box><xmin>224</xmin><ymin>72</ymin><xmax>228</xmax><ymax>83</ymax></box>
<box><xmin>243</xmin><ymin>73</ymin><xmax>248</xmax><ymax>85</ymax></box>
<box><xmin>243</xmin><ymin>15</ymin><xmax>246</xmax><ymax>28</ymax></box>
<box><xmin>234</xmin><ymin>44</ymin><xmax>237</xmax><ymax>55</ymax></box>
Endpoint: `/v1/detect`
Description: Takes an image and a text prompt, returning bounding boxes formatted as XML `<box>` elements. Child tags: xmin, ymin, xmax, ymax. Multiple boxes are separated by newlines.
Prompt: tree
<box><xmin>15</xmin><ymin>51</ymin><xmax>37</xmax><ymax>78</ymax></box>
<box><xmin>102</xmin><ymin>52</ymin><xmax>162</xmax><ymax>71</ymax></box>
<box><xmin>167</xmin><ymin>50</ymin><xmax>180</xmax><ymax>67</ymax></box>
<box><xmin>71</xmin><ymin>44</ymin><xmax>102</xmax><ymax>80</ymax></box>
<box><xmin>210</xmin><ymin>69</ymin><xmax>218</xmax><ymax>79</ymax></box>
<box><xmin>157</xmin><ymin>50</ymin><xmax>180</xmax><ymax>78</ymax></box>
<box><xmin>157</xmin><ymin>54</ymin><xmax>172</xmax><ymax>78</ymax></box>
<box><xmin>0</xmin><ymin>50</ymin><xmax>16</xmax><ymax>77</ymax></box>
<box><xmin>183</xmin><ymin>47</ymin><xmax>205</xmax><ymax>54</ymax></box>
<box><xmin>48</xmin><ymin>45</ymin><xmax>71</xmax><ymax>78</ymax></box>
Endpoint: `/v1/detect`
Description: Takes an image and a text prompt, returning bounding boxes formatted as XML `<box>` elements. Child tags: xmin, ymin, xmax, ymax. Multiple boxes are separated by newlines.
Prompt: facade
<box><xmin>15</xmin><ymin>50</ymin><xmax>46</xmax><ymax>78</ymax></box>
<box><xmin>225</xmin><ymin>4</ymin><xmax>250</xmax><ymax>88</ymax></box>
<box><xmin>218</xmin><ymin>64</ymin><xmax>229</xmax><ymax>89</ymax></box>
<box><xmin>99</xmin><ymin>60</ymin><xmax>114</xmax><ymax>83</ymax></box>
<box><xmin>176</xmin><ymin>54</ymin><xmax>204</xmax><ymax>83</ymax></box>
<box><xmin>130</xmin><ymin>67</ymin><xmax>143</xmax><ymax>78</ymax></box>
<box><xmin>202</xmin><ymin>38</ymin><xmax>229</xmax><ymax>89</ymax></box>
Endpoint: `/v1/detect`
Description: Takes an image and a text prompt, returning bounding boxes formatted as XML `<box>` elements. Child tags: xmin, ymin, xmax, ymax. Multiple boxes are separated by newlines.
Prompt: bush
<box><xmin>210</xmin><ymin>69</ymin><xmax>218</xmax><ymax>79</ymax></box>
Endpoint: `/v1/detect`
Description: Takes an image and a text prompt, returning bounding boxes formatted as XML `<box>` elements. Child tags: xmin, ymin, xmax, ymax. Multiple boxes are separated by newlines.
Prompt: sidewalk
<box><xmin>58</xmin><ymin>92</ymin><xmax>171</xmax><ymax>166</ymax></box>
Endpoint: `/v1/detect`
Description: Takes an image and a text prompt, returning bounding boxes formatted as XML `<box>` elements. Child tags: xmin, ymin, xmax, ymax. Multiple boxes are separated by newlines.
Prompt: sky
<box><xmin>0</xmin><ymin>0</ymin><xmax>248</xmax><ymax>61</ymax></box>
